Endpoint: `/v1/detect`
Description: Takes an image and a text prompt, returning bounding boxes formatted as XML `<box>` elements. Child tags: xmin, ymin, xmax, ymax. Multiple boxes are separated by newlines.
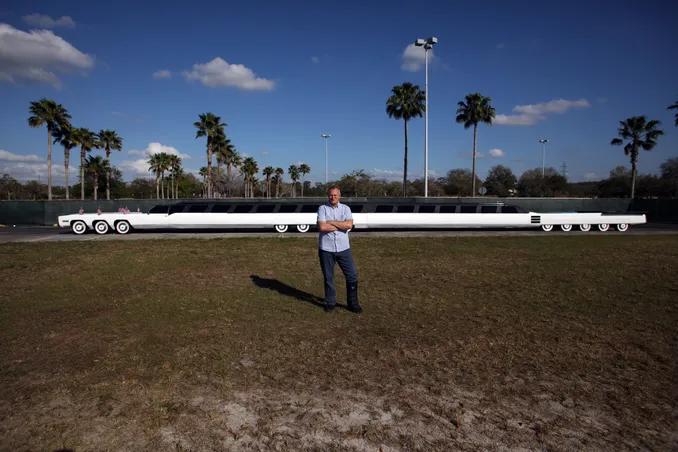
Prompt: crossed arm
<box><xmin>317</xmin><ymin>219</ymin><xmax>353</xmax><ymax>232</ymax></box>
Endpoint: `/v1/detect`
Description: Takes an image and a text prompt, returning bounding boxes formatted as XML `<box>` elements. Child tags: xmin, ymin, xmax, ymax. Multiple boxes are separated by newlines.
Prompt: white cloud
<box><xmin>183</xmin><ymin>57</ymin><xmax>274</xmax><ymax>91</ymax></box>
<box><xmin>0</xmin><ymin>23</ymin><xmax>93</xmax><ymax>87</ymax></box>
<box><xmin>152</xmin><ymin>69</ymin><xmax>171</xmax><ymax>79</ymax></box>
<box><xmin>0</xmin><ymin>149</ymin><xmax>41</xmax><ymax>162</ymax></box>
<box><xmin>495</xmin><ymin>98</ymin><xmax>591</xmax><ymax>126</ymax></box>
<box><xmin>584</xmin><ymin>172</ymin><xmax>597</xmax><ymax>181</ymax></box>
<box><xmin>0</xmin><ymin>159</ymin><xmax>70</xmax><ymax>183</ymax></box>
<box><xmin>401</xmin><ymin>44</ymin><xmax>433</xmax><ymax>72</ymax></box>
<box><xmin>22</xmin><ymin>14</ymin><xmax>75</xmax><ymax>29</ymax></box>
<box><xmin>119</xmin><ymin>143</ymin><xmax>191</xmax><ymax>179</ymax></box>
<box><xmin>488</xmin><ymin>148</ymin><xmax>504</xmax><ymax>158</ymax></box>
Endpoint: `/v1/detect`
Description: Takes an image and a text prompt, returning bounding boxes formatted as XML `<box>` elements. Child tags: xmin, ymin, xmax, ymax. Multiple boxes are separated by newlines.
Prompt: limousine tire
<box><xmin>115</xmin><ymin>220</ymin><xmax>131</xmax><ymax>235</ymax></box>
<box><xmin>561</xmin><ymin>224</ymin><xmax>573</xmax><ymax>232</ymax></box>
<box><xmin>71</xmin><ymin>220</ymin><xmax>87</xmax><ymax>235</ymax></box>
<box><xmin>579</xmin><ymin>224</ymin><xmax>591</xmax><ymax>232</ymax></box>
<box><xmin>541</xmin><ymin>224</ymin><xmax>554</xmax><ymax>232</ymax></box>
<box><xmin>616</xmin><ymin>223</ymin><xmax>629</xmax><ymax>232</ymax></box>
<box><xmin>296</xmin><ymin>224</ymin><xmax>310</xmax><ymax>233</ymax></box>
<box><xmin>598</xmin><ymin>223</ymin><xmax>610</xmax><ymax>232</ymax></box>
<box><xmin>274</xmin><ymin>224</ymin><xmax>288</xmax><ymax>233</ymax></box>
<box><xmin>94</xmin><ymin>221</ymin><xmax>110</xmax><ymax>235</ymax></box>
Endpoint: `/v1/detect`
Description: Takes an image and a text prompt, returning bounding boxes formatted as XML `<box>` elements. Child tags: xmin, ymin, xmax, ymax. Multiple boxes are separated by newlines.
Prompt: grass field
<box><xmin>1</xmin><ymin>235</ymin><xmax>676</xmax><ymax>450</ymax></box>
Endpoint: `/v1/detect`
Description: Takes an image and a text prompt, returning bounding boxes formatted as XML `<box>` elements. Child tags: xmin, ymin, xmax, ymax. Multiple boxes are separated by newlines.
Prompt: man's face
<box><xmin>328</xmin><ymin>189</ymin><xmax>341</xmax><ymax>206</ymax></box>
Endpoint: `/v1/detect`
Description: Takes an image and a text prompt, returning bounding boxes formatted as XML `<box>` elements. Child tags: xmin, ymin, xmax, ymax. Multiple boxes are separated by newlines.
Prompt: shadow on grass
<box><xmin>250</xmin><ymin>275</ymin><xmax>345</xmax><ymax>310</ymax></box>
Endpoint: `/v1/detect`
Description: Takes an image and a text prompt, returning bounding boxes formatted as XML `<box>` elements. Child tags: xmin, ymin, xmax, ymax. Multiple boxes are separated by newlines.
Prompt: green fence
<box><xmin>2</xmin><ymin>197</ymin><xmax>675</xmax><ymax>226</ymax></box>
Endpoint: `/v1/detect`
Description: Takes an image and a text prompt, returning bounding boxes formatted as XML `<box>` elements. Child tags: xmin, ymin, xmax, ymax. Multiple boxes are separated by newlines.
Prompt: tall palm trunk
<box><xmin>631</xmin><ymin>152</ymin><xmax>638</xmax><ymax>199</ymax></box>
<box><xmin>80</xmin><ymin>149</ymin><xmax>86</xmax><ymax>200</ymax></box>
<box><xmin>64</xmin><ymin>148</ymin><xmax>70</xmax><ymax>200</ymax></box>
<box><xmin>93</xmin><ymin>175</ymin><xmax>98</xmax><ymax>201</ymax></box>
<box><xmin>156</xmin><ymin>175</ymin><xmax>160</xmax><ymax>199</ymax></box>
<box><xmin>161</xmin><ymin>174</ymin><xmax>165</xmax><ymax>199</ymax></box>
<box><xmin>471</xmin><ymin>124</ymin><xmax>478</xmax><ymax>196</ymax></box>
<box><xmin>301</xmin><ymin>178</ymin><xmax>304</xmax><ymax>197</ymax></box>
<box><xmin>402</xmin><ymin>119</ymin><xmax>408</xmax><ymax>197</ymax></box>
<box><xmin>207</xmin><ymin>144</ymin><xmax>212</xmax><ymax>198</ymax></box>
<box><xmin>47</xmin><ymin>128</ymin><xmax>53</xmax><ymax>200</ymax></box>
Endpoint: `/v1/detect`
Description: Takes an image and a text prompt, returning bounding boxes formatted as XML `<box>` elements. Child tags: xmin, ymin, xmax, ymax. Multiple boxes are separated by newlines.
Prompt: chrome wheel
<box><xmin>296</xmin><ymin>224</ymin><xmax>310</xmax><ymax>233</ymax></box>
<box><xmin>71</xmin><ymin>221</ymin><xmax>87</xmax><ymax>235</ymax></box>
<box><xmin>274</xmin><ymin>224</ymin><xmax>288</xmax><ymax>233</ymax></box>
<box><xmin>561</xmin><ymin>224</ymin><xmax>573</xmax><ymax>232</ymax></box>
<box><xmin>115</xmin><ymin>220</ymin><xmax>131</xmax><ymax>234</ymax></box>
<box><xmin>94</xmin><ymin>221</ymin><xmax>109</xmax><ymax>235</ymax></box>
<box><xmin>541</xmin><ymin>224</ymin><xmax>554</xmax><ymax>232</ymax></box>
<box><xmin>579</xmin><ymin>224</ymin><xmax>591</xmax><ymax>232</ymax></box>
<box><xmin>616</xmin><ymin>223</ymin><xmax>629</xmax><ymax>232</ymax></box>
<box><xmin>598</xmin><ymin>223</ymin><xmax>610</xmax><ymax>232</ymax></box>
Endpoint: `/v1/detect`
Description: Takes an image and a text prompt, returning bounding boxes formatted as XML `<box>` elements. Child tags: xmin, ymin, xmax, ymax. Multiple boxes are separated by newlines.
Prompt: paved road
<box><xmin>1</xmin><ymin>223</ymin><xmax>676</xmax><ymax>243</ymax></box>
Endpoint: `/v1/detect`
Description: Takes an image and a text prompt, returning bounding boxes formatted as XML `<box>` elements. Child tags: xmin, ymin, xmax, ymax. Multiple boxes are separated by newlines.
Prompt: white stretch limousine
<box><xmin>58</xmin><ymin>201</ymin><xmax>646</xmax><ymax>235</ymax></box>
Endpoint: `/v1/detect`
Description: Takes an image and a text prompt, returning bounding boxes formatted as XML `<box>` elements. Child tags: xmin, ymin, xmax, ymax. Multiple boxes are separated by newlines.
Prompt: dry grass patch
<box><xmin>1</xmin><ymin>235</ymin><xmax>676</xmax><ymax>450</ymax></box>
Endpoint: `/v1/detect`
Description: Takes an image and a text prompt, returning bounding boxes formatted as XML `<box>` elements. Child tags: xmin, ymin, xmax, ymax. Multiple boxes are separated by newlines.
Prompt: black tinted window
<box><xmin>301</xmin><ymin>205</ymin><xmax>317</xmax><ymax>213</ymax></box>
<box><xmin>168</xmin><ymin>204</ymin><xmax>185</xmax><ymax>214</ymax></box>
<box><xmin>480</xmin><ymin>206</ymin><xmax>497</xmax><ymax>213</ymax></box>
<box><xmin>418</xmin><ymin>205</ymin><xmax>436</xmax><ymax>213</ymax></box>
<box><xmin>440</xmin><ymin>205</ymin><xmax>457</xmax><ymax>213</ymax></box>
<box><xmin>188</xmin><ymin>204</ymin><xmax>208</xmax><ymax>213</ymax></box>
<box><xmin>256</xmin><ymin>204</ymin><xmax>275</xmax><ymax>213</ymax></box>
<box><xmin>376</xmin><ymin>205</ymin><xmax>393</xmax><ymax>213</ymax></box>
<box><xmin>149</xmin><ymin>205</ymin><xmax>168</xmax><ymax>214</ymax></box>
<box><xmin>211</xmin><ymin>204</ymin><xmax>230</xmax><ymax>213</ymax></box>
<box><xmin>460</xmin><ymin>205</ymin><xmax>477</xmax><ymax>213</ymax></box>
<box><xmin>397</xmin><ymin>205</ymin><xmax>415</xmax><ymax>213</ymax></box>
<box><xmin>348</xmin><ymin>204</ymin><xmax>363</xmax><ymax>213</ymax></box>
<box><xmin>234</xmin><ymin>205</ymin><xmax>253</xmax><ymax>213</ymax></box>
<box><xmin>278</xmin><ymin>205</ymin><xmax>297</xmax><ymax>213</ymax></box>
<box><xmin>502</xmin><ymin>206</ymin><xmax>518</xmax><ymax>213</ymax></box>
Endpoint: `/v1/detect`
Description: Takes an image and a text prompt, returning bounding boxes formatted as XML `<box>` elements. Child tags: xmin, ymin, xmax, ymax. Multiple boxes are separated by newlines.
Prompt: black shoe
<box><xmin>347</xmin><ymin>304</ymin><xmax>363</xmax><ymax>314</ymax></box>
<box><xmin>324</xmin><ymin>304</ymin><xmax>335</xmax><ymax>312</ymax></box>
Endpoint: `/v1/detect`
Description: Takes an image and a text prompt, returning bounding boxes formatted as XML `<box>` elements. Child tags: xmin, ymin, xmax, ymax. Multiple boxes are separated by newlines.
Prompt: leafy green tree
<box><xmin>288</xmin><ymin>164</ymin><xmax>300</xmax><ymax>197</ymax></box>
<box><xmin>611</xmin><ymin>116</ymin><xmax>664</xmax><ymax>198</ymax></box>
<box><xmin>28</xmin><ymin>98</ymin><xmax>71</xmax><ymax>200</ymax></box>
<box><xmin>167</xmin><ymin>154</ymin><xmax>182</xmax><ymax>199</ymax></box>
<box><xmin>442</xmin><ymin>169</ymin><xmax>481</xmax><ymax>196</ymax></box>
<box><xmin>0</xmin><ymin>174</ymin><xmax>21</xmax><ymax>200</ymax></box>
<box><xmin>85</xmin><ymin>155</ymin><xmax>109</xmax><ymax>201</ymax></box>
<box><xmin>274</xmin><ymin>167</ymin><xmax>284</xmax><ymax>198</ymax></box>
<box><xmin>262</xmin><ymin>166</ymin><xmax>274</xmax><ymax>198</ymax></box>
<box><xmin>668</xmin><ymin>101</ymin><xmax>678</xmax><ymax>127</ymax></box>
<box><xmin>299</xmin><ymin>163</ymin><xmax>310</xmax><ymax>197</ymax></box>
<box><xmin>194</xmin><ymin>113</ymin><xmax>226</xmax><ymax>198</ymax></box>
<box><xmin>484</xmin><ymin>165</ymin><xmax>517</xmax><ymax>196</ymax></box>
<box><xmin>517</xmin><ymin>168</ymin><xmax>567</xmax><ymax>197</ymax></box>
<box><xmin>455</xmin><ymin>93</ymin><xmax>496</xmax><ymax>196</ymax></box>
<box><xmin>660</xmin><ymin>157</ymin><xmax>678</xmax><ymax>197</ymax></box>
<box><xmin>148</xmin><ymin>153</ymin><xmax>170</xmax><ymax>199</ymax></box>
<box><xmin>241</xmin><ymin>157</ymin><xmax>259</xmax><ymax>198</ymax></box>
<box><xmin>97</xmin><ymin>129</ymin><xmax>123</xmax><ymax>200</ymax></box>
<box><xmin>386</xmin><ymin>82</ymin><xmax>425</xmax><ymax>196</ymax></box>
<box><xmin>71</xmin><ymin>128</ymin><xmax>99</xmax><ymax>200</ymax></box>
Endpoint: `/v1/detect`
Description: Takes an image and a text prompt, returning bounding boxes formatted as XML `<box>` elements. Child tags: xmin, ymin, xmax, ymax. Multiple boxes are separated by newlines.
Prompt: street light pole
<box><xmin>321</xmin><ymin>133</ymin><xmax>331</xmax><ymax>184</ymax></box>
<box><xmin>539</xmin><ymin>138</ymin><xmax>549</xmax><ymax>177</ymax></box>
<box><xmin>415</xmin><ymin>36</ymin><xmax>437</xmax><ymax>197</ymax></box>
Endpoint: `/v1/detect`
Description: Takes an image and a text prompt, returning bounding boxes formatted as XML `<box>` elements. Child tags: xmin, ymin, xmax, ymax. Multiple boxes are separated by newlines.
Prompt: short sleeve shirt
<box><xmin>317</xmin><ymin>202</ymin><xmax>352</xmax><ymax>252</ymax></box>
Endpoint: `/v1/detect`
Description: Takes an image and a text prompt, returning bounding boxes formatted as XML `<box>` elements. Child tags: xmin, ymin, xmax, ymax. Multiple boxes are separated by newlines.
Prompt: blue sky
<box><xmin>1</xmin><ymin>0</ymin><xmax>677</xmax><ymax>185</ymax></box>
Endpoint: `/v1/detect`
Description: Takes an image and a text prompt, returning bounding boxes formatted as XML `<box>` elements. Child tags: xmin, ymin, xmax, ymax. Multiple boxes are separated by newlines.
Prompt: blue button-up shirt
<box><xmin>317</xmin><ymin>202</ymin><xmax>352</xmax><ymax>252</ymax></box>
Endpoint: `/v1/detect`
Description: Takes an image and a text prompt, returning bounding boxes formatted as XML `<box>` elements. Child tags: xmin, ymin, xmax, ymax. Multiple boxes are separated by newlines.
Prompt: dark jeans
<box><xmin>319</xmin><ymin>248</ymin><xmax>358</xmax><ymax>307</ymax></box>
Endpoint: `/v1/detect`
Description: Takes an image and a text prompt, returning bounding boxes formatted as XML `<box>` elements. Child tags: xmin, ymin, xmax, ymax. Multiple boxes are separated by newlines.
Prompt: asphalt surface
<box><xmin>1</xmin><ymin>223</ymin><xmax>676</xmax><ymax>243</ymax></box>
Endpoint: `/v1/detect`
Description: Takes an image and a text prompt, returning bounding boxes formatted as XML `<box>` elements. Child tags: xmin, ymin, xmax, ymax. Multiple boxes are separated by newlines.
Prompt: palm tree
<box><xmin>611</xmin><ymin>116</ymin><xmax>664</xmax><ymax>198</ymax></box>
<box><xmin>28</xmin><ymin>98</ymin><xmax>71</xmax><ymax>200</ymax></box>
<box><xmin>194</xmin><ymin>113</ymin><xmax>226</xmax><ymax>198</ymax></box>
<box><xmin>241</xmin><ymin>157</ymin><xmax>259</xmax><ymax>198</ymax></box>
<box><xmin>97</xmin><ymin>130</ymin><xmax>123</xmax><ymax>200</ymax></box>
<box><xmin>299</xmin><ymin>163</ymin><xmax>310</xmax><ymax>197</ymax></box>
<box><xmin>198</xmin><ymin>166</ymin><xmax>208</xmax><ymax>197</ymax></box>
<box><xmin>274</xmin><ymin>167</ymin><xmax>284</xmax><ymax>198</ymax></box>
<box><xmin>456</xmin><ymin>93</ymin><xmax>496</xmax><ymax>196</ymax></box>
<box><xmin>53</xmin><ymin>122</ymin><xmax>76</xmax><ymax>200</ymax></box>
<box><xmin>668</xmin><ymin>101</ymin><xmax>678</xmax><ymax>127</ymax></box>
<box><xmin>288</xmin><ymin>164</ymin><xmax>300</xmax><ymax>197</ymax></box>
<box><xmin>71</xmin><ymin>128</ymin><xmax>99</xmax><ymax>200</ymax></box>
<box><xmin>386</xmin><ymin>83</ymin><xmax>425</xmax><ymax>196</ymax></box>
<box><xmin>262</xmin><ymin>166</ymin><xmax>274</xmax><ymax>198</ymax></box>
<box><xmin>85</xmin><ymin>155</ymin><xmax>109</xmax><ymax>201</ymax></box>
<box><xmin>167</xmin><ymin>154</ymin><xmax>182</xmax><ymax>199</ymax></box>
<box><xmin>148</xmin><ymin>154</ymin><xmax>164</xmax><ymax>199</ymax></box>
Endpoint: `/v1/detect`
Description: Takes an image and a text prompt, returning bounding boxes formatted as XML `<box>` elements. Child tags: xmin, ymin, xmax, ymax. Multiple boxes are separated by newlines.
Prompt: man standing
<box><xmin>317</xmin><ymin>186</ymin><xmax>362</xmax><ymax>313</ymax></box>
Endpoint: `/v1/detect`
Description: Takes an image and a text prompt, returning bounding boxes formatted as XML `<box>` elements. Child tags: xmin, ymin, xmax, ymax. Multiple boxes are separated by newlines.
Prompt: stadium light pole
<box><xmin>539</xmin><ymin>138</ymin><xmax>549</xmax><ymax>177</ymax></box>
<box><xmin>321</xmin><ymin>133</ymin><xmax>331</xmax><ymax>184</ymax></box>
<box><xmin>415</xmin><ymin>36</ymin><xmax>437</xmax><ymax>197</ymax></box>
